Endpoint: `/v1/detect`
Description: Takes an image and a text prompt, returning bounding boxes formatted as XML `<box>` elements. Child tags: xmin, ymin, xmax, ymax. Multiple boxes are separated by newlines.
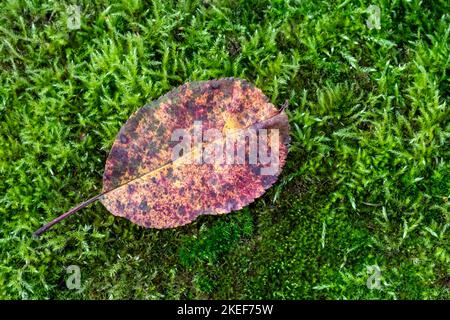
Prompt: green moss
<box><xmin>0</xmin><ymin>0</ymin><xmax>449</xmax><ymax>299</ymax></box>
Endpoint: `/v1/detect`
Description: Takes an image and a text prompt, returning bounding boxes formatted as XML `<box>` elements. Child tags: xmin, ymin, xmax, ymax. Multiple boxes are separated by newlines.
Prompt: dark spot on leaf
<box><xmin>166</xmin><ymin>167</ymin><xmax>174</xmax><ymax>179</ymax></box>
<box><xmin>186</xmin><ymin>100</ymin><xmax>195</xmax><ymax>111</ymax></box>
<box><xmin>226</xmin><ymin>199</ymin><xmax>238</xmax><ymax>211</ymax></box>
<box><xmin>251</xmin><ymin>165</ymin><xmax>260</xmax><ymax>175</ymax></box>
<box><xmin>262</xmin><ymin>175</ymin><xmax>276</xmax><ymax>188</ymax></box>
<box><xmin>139</xmin><ymin>200</ymin><xmax>149</xmax><ymax>211</ymax></box>
<box><xmin>156</xmin><ymin>126</ymin><xmax>165</xmax><ymax>136</ymax></box>
<box><xmin>110</xmin><ymin>147</ymin><xmax>128</xmax><ymax>162</ymax></box>
<box><xmin>115</xmin><ymin>200</ymin><xmax>125</xmax><ymax>213</ymax></box>
<box><xmin>178</xmin><ymin>206</ymin><xmax>186</xmax><ymax>216</ymax></box>
<box><xmin>241</xmin><ymin>80</ymin><xmax>250</xmax><ymax>90</ymax></box>
<box><xmin>211</xmin><ymin>81</ymin><xmax>220</xmax><ymax>89</ymax></box>
<box><xmin>120</xmin><ymin>134</ymin><xmax>129</xmax><ymax>144</ymax></box>
<box><xmin>221</xmin><ymin>182</ymin><xmax>233</xmax><ymax>192</ymax></box>
<box><xmin>127</xmin><ymin>185</ymin><xmax>136</xmax><ymax>194</ymax></box>
<box><xmin>147</xmin><ymin>141</ymin><xmax>157</xmax><ymax>153</ymax></box>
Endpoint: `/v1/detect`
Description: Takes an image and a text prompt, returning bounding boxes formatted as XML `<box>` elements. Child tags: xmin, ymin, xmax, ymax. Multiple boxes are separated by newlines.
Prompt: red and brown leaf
<box><xmin>34</xmin><ymin>78</ymin><xmax>290</xmax><ymax>236</ymax></box>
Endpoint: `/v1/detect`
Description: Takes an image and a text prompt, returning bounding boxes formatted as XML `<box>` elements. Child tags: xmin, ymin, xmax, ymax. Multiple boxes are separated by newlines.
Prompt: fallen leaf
<box><xmin>34</xmin><ymin>78</ymin><xmax>290</xmax><ymax>236</ymax></box>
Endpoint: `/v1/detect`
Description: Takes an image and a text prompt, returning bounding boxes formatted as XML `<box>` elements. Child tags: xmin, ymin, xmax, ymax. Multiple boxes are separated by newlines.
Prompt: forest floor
<box><xmin>0</xmin><ymin>0</ymin><xmax>449</xmax><ymax>299</ymax></box>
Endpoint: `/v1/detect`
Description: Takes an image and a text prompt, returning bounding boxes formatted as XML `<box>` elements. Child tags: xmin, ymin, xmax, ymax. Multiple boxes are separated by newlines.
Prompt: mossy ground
<box><xmin>0</xmin><ymin>0</ymin><xmax>449</xmax><ymax>299</ymax></box>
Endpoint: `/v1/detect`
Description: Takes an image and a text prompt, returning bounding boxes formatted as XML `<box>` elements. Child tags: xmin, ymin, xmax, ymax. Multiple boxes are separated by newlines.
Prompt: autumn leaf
<box><xmin>33</xmin><ymin>78</ymin><xmax>290</xmax><ymax>236</ymax></box>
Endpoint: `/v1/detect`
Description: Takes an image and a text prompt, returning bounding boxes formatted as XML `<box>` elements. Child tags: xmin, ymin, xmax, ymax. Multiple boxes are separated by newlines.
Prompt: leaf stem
<box><xmin>33</xmin><ymin>193</ymin><xmax>104</xmax><ymax>237</ymax></box>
